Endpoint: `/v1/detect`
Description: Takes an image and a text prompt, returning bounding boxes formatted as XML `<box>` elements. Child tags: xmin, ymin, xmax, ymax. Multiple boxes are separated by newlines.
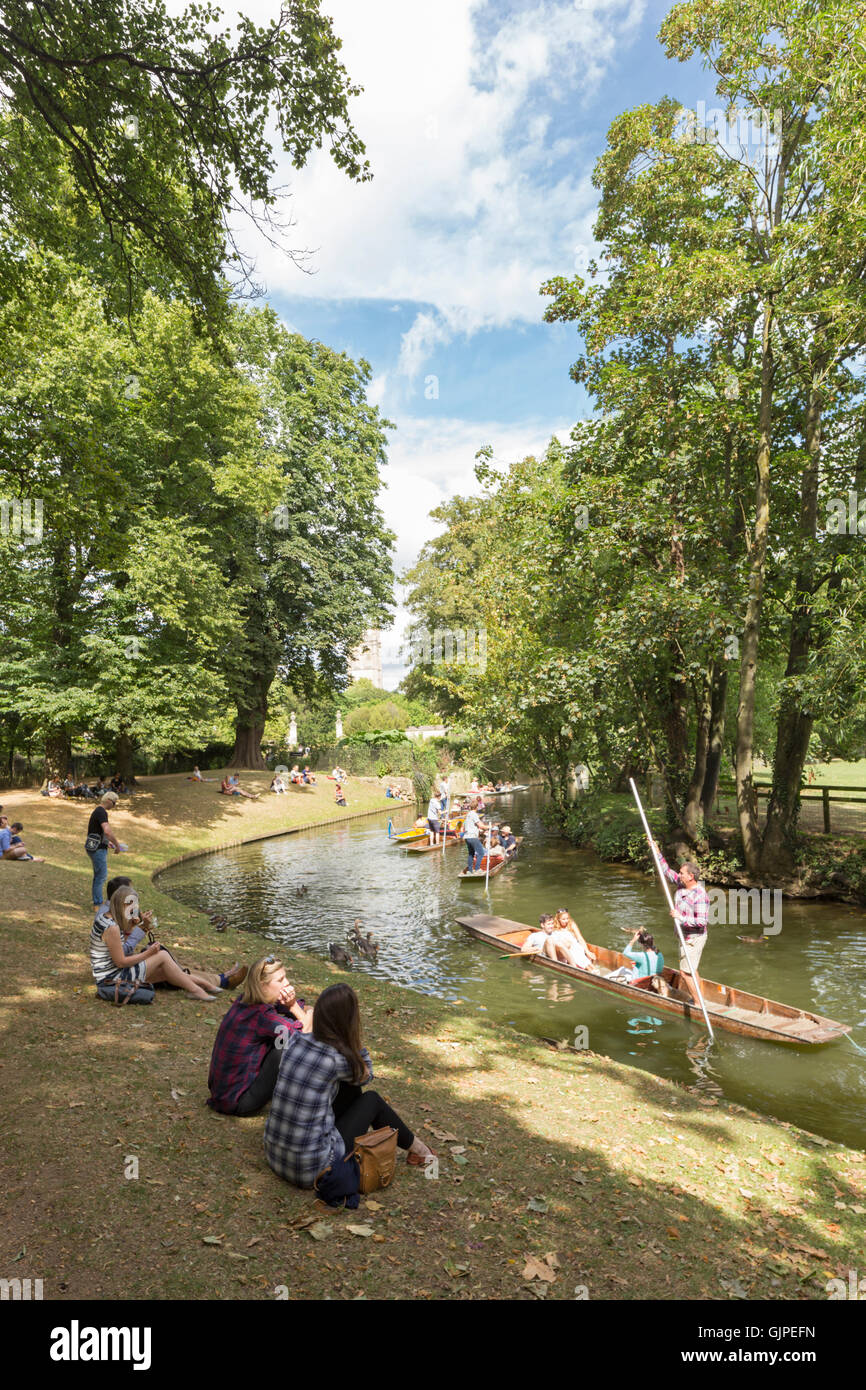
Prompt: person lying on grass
<box><xmin>263</xmin><ymin>982</ymin><xmax>435</xmax><ymax>1193</ymax></box>
<box><xmin>0</xmin><ymin>814</ymin><xmax>44</xmax><ymax>861</ymax></box>
<box><xmin>208</xmin><ymin>955</ymin><xmax>313</xmax><ymax>1116</ymax></box>
<box><xmin>90</xmin><ymin>885</ymin><xmax>239</xmax><ymax>1003</ymax></box>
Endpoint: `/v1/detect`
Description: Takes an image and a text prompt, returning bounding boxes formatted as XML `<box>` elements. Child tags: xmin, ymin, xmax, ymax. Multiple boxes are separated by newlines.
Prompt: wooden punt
<box><xmin>405</xmin><ymin>835</ymin><xmax>463</xmax><ymax>853</ymax></box>
<box><xmin>458</xmin><ymin>856</ymin><xmax>510</xmax><ymax>881</ymax></box>
<box><xmin>456</xmin><ymin>913</ymin><xmax>850</xmax><ymax>1046</ymax></box>
<box><xmin>391</xmin><ymin>816</ymin><xmax>465</xmax><ymax>846</ymax></box>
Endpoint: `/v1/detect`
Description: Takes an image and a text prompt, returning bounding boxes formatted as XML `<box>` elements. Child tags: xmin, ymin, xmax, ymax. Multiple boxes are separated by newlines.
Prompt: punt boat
<box><xmin>455</xmin><ymin>913</ymin><xmax>850</xmax><ymax>1045</ymax></box>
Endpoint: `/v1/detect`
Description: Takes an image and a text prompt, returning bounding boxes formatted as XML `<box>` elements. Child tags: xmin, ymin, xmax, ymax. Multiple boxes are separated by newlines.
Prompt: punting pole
<box><xmin>628</xmin><ymin>777</ymin><xmax>714</xmax><ymax>1042</ymax></box>
<box><xmin>484</xmin><ymin>816</ymin><xmax>492</xmax><ymax>890</ymax></box>
<box><xmin>441</xmin><ymin>792</ymin><xmax>450</xmax><ymax>857</ymax></box>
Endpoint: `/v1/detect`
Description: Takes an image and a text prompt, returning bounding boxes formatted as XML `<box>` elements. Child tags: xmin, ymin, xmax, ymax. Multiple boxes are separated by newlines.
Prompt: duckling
<box><xmin>329</xmin><ymin>942</ymin><xmax>353</xmax><ymax>967</ymax></box>
<box><xmin>295</xmin><ymin>884</ymin><xmax>308</xmax><ymax>897</ymax></box>
<box><xmin>737</xmin><ymin>935</ymin><xmax>768</xmax><ymax>944</ymax></box>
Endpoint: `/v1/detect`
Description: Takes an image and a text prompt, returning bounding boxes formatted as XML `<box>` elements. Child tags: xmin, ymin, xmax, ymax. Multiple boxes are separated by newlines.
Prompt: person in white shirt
<box><xmin>461</xmin><ymin>799</ymin><xmax>487</xmax><ymax>872</ymax></box>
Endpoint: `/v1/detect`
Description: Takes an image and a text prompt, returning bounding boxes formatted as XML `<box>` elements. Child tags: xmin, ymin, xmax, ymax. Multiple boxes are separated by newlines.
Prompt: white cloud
<box><xmin>230</xmin><ymin>0</ymin><xmax>644</xmax><ymax>329</ymax></box>
<box><xmin>376</xmin><ymin>410</ymin><xmax>573</xmax><ymax>686</ymax></box>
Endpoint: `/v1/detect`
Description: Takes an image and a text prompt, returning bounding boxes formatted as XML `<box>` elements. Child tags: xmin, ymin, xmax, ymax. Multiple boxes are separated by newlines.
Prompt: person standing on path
<box><xmin>85</xmin><ymin>791</ymin><xmax>126</xmax><ymax>908</ymax></box>
<box><xmin>652</xmin><ymin>842</ymin><xmax>709</xmax><ymax>1003</ymax></box>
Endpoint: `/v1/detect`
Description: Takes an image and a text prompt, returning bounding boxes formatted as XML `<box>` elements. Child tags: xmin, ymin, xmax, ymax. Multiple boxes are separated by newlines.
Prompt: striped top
<box><xmin>89</xmin><ymin>906</ymin><xmax>122</xmax><ymax>982</ymax></box>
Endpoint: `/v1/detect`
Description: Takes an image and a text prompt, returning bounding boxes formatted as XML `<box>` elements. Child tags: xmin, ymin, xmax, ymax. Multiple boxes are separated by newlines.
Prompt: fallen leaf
<box><xmin>307</xmin><ymin>1223</ymin><xmax>331</xmax><ymax>1241</ymax></box>
<box><xmin>347</xmin><ymin>1225</ymin><xmax>375</xmax><ymax>1238</ymax></box>
<box><xmin>364</xmin><ymin>1199</ymin><xmax>383</xmax><ymax>1212</ymax></box>
<box><xmin>451</xmin><ymin>1154</ymin><xmax>468</xmax><ymax>1167</ymax></box>
<box><xmin>450</xmin><ymin>1145</ymin><xmax>467</xmax><ymax>1156</ymax></box>
<box><xmin>428</xmin><ymin>1127</ymin><xmax>459</xmax><ymax>1142</ymax></box>
<box><xmin>245</xmin><ymin>1237</ymin><xmax>262</xmax><ymax>1248</ymax></box>
<box><xmin>527</xmin><ymin>1196</ymin><xmax>549</xmax><ymax>1214</ymax></box>
<box><xmin>523</xmin><ymin>1256</ymin><xmax>557</xmax><ymax>1283</ymax></box>
<box><xmin>543</xmin><ymin>1252</ymin><xmax>560</xmax><ymax>1269</ymax></box>
<box><xmin>202</xmin><ymin>1235</ymin><xmax>223</xmax><ymax>1246</ymax></box>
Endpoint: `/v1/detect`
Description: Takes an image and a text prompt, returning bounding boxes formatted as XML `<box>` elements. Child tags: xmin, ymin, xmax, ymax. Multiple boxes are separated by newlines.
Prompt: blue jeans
<box><xmin>87</xmin><ymin>846</ymin><xmax>108</xmax><ymax>906</ymax></box>
<box><xmin>465</xmin><ymin>837</ymin><xmax>485</xmax><ymax>871</ymax></box>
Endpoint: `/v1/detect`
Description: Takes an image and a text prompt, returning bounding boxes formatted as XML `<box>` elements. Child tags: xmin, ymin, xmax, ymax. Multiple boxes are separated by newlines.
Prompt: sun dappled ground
<box><xmin>0</xmin><ymin>774</ymin><xmax>863</xmax><ymax>1300</ymax></box>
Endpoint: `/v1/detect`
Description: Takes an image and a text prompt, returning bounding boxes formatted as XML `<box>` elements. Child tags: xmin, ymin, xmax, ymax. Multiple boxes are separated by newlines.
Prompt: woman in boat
<box><xmin>550</xmin><ymin>908</ymin><xmax>598</xmax><ymax>971</ymax></box>
<box><xmin>622</xmin><ymin>928</ymin><xmax>664</xmax><ymax>977</ymax></box>
<box><xmin>263</xmin><ymin>983</ymin><xmax>435</xmax><ymax>1191</ymax></box>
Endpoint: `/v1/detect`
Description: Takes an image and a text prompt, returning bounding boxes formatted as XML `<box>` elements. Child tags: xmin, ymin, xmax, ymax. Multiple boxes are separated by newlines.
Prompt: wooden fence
<box><xmin>715</xmin><ymin>779</ymin><xmax>866</xmax><ymax>833</ymax></box>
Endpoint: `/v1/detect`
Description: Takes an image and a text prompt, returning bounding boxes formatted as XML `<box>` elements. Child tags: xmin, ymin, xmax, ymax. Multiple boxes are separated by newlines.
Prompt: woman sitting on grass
<box><xmin>90</xmin><ymin>886</ymin><xmax>224</xmax><ymax>1002</ymax></box>
<box><xmin>264</xmin><ymin>983</ymin><xmax>435</xmax><ymax>1191</ymax></box>
<box><xmin>335</xmin><ymin>782</ymin><xmax>347</xmax><ymax>807</ymax></box>
<box><xmin>208</xmin><ymin>956</ymin><xmax>312</xmax><ymax>1116</ymax></box>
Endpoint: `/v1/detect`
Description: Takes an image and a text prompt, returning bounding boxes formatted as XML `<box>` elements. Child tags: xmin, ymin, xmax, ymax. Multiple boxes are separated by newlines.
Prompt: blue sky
<box><xmin>231</xmin><ymin>0</ymin><xmax>716</xmax><ymax>685</ymax></box>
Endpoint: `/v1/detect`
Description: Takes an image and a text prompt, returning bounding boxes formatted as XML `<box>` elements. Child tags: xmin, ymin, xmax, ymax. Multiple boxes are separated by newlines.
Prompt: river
<box><xmin>156</xmin><ymin>788</ymin><xmax>866</xmax><ymax>1149</ymax></box>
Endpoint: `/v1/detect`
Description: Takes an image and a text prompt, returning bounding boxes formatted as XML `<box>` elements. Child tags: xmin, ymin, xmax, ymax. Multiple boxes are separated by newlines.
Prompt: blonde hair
<box><xmin>102</xmin><ymin>791</ymin><xmax>118</xmax><ymax>806</ymax></box>
<box><xmin>243</xmin><ymin>956</ymin><xmax>284</xmax><ymax>1005</ymax></box>
<box><xmin>109</xmin><ymin>884</ymin><xmax>139</xmax><ymax>930</ymax></box>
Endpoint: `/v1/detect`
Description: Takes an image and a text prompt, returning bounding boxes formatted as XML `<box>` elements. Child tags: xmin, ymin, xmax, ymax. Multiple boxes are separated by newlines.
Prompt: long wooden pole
<box><xmin>628</xmin><ymin>778</ymin><xmax>714</xmax><ymax>1042</ymax></box>
<box><xmin>484</xmin><ymin>815</ymin><xmax>492</xmax><ymax>890</ymax></box>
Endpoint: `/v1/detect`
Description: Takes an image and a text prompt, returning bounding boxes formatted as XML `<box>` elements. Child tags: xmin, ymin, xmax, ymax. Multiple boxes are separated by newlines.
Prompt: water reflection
<box><xmin>157</xmin><ymin>789</ymin><xmax>866</xmax><ymax>1148</ymax></box>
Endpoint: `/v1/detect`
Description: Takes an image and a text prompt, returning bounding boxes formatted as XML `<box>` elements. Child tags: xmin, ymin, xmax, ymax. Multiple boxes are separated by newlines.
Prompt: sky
<box><xmin>227</xmin><ymin>0</ymin><xmax>714</xmax><ymax>687</ymax></box>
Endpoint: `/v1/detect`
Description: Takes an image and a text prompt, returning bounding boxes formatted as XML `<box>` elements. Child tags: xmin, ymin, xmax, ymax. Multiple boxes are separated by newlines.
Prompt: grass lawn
<box><xmin>0</xmin><ymin>772</ymin><xmax>863</xmax><ymax>1301</ymax></box>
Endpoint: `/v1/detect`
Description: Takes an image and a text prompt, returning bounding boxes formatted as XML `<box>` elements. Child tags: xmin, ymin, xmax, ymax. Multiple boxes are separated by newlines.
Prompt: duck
<box><xmin>347</xmin><ymin>919</ymin><xmax>378</xmax><ymax>958</ymax></box>
<box><xmin>295</xmin><ymin>885</ymin><xmax>308</xmax><ymax>897</ymax></box>
<box><xmin>328</xmin><ymin>942</ymin><xmax>353</xmax><ymax>967</ymax></box>
<box><xmin>209</xmin><ymin>914</ymin><xmax>228</xmax><ymax>932</ymax></box>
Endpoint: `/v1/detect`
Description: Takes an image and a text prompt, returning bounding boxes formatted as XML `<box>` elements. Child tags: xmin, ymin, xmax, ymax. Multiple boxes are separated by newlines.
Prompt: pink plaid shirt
<box><xmin>657</xmin><ymin>854</ymin><xmax>709</xmax><ymax>936</ymax></box>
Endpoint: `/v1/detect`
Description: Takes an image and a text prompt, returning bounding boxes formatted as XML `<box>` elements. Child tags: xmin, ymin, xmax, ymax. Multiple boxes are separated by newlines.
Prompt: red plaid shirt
<box><xmin>208</xmin><ymin>998</ymin><xmax>302</xmax><ymax>1114</ymax></box>
<box><xmin>657</xmin><ymin>854</ymin><xmax>709</xmax><ymax>937</ymax></box>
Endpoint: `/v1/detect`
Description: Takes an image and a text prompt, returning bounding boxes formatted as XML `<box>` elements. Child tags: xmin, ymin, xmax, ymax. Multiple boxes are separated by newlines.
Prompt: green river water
<box><xmin>156</xmin><ymin>788</ymin><xmax>866</xmax><ymax>1149</ymax></box>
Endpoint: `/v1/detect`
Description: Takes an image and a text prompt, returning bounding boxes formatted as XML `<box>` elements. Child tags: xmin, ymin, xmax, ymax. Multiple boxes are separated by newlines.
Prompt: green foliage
<box><xmin>0</xmin><ymin>1</ymin><xmax>369</xmax><ymax>322</ymax></box>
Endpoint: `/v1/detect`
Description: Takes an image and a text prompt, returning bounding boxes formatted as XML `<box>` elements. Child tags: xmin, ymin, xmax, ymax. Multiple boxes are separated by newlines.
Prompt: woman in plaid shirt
<box><xmin>208</xmin><ymin>956</ymin><xmax>311</xmax><ymax>1116</ymax></box>
<box><xmin>264</xmin><ymin>984</ymin><xmax>435</xmax><ymax>1189</ymax></box>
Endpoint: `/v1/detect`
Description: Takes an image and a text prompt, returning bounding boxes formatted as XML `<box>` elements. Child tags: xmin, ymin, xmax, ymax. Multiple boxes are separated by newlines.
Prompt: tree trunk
<box><xmin>230</xmin><ymin>672</ymin><xmax>272</xmax><ymax>769</ymax></box>
<box><xmin>761</xmin><ymin>378</ymin><xmax>823</xmax><ymax>876</ymax></box>
<box><xmin>682</xmin><ymin>672</ymin><xmax>712</xmax><ymax>843</ymax></box>
<box><xmin>735</xmin><ymin>298</ymin><xmax>774</xmax><ymax>875</ymax></box>
<box><xmin>45</xmin><ymin>729</ymin><xmax>71</xmax><ymax>780</ymax></box>
<box><xmin>701</xmin><ymin>662</ymin><xmax>728</xmax><ymax>820</ymax></box>
<box><xmin>115</xmin><ymin>731</ymin><xmax>137</xmax><ymax>784</ymax></box>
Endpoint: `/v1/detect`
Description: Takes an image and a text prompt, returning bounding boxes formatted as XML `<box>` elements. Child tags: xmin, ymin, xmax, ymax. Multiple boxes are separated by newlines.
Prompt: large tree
<box><xmin>0</xmin><ymin>0</ymin><xmax>369</xmax><ymax>320</ymax></box>
<box><xmin>224</xmin><ymin>311</ymin><xmax>395</xmax><ymax>767</ymax></box>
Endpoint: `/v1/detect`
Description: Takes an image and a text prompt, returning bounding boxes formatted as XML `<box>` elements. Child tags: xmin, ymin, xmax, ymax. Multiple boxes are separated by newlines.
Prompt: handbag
<box><xmin>354</xmin><ymin>1126</ymin><xmax>398</xmax><ymax>1194</ymax></box>
<box><xmin>96</xmin><ymin>979</ymin><xmax>155</xmax><ymax>1006</ymax></box>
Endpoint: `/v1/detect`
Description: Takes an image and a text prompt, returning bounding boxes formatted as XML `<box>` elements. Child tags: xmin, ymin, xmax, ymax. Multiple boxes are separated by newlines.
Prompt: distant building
<box><xmin>405</xmin><ymin>725</ymin><xmax>447</xmax><ymax>741</ymax></box>
<box><xmin>348</xmin><ymin>629</ymin><xmax>383</xmax><ymax>688</ymax></box>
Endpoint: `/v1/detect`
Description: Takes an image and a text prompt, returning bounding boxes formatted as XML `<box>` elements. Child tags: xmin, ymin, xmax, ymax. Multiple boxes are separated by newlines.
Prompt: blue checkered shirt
<box><xmin>263</xmin><ymin>1033</ymin><xmax>373</xmax><ymax>1188</ymax></box>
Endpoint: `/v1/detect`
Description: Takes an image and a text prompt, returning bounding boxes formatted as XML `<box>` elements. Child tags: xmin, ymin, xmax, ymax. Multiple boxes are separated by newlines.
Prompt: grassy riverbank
<box><xmin>1</xmin><ymin>775</ymin><xmax>864</xmax><ymax>1301</ymax></box>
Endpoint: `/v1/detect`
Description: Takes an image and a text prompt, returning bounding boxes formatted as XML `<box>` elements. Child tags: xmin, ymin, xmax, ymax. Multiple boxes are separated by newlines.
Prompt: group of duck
<box><xmin>329</xmin><ymin>919</ymin><xmax>379</xmax><ymax>968</ymax></box>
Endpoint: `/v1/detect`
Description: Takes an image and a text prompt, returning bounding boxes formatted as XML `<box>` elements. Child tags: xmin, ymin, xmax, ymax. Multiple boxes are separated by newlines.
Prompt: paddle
<box><xmin>628</xmin><ymin>777</ymin><xmax>715</xmax><ymax>1043</ymax></box>
<box><xmin>498</xmin><ymin>949</ymin><xmax>535</xmax><ymax>960</ymax></box>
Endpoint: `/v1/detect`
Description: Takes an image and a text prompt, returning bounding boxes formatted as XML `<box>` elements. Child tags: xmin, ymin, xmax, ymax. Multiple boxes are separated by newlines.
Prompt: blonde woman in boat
<box><xmin>551</xmin><ymin>908</ymin><xmax>599</xmax><ymax>971</ymax></box>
